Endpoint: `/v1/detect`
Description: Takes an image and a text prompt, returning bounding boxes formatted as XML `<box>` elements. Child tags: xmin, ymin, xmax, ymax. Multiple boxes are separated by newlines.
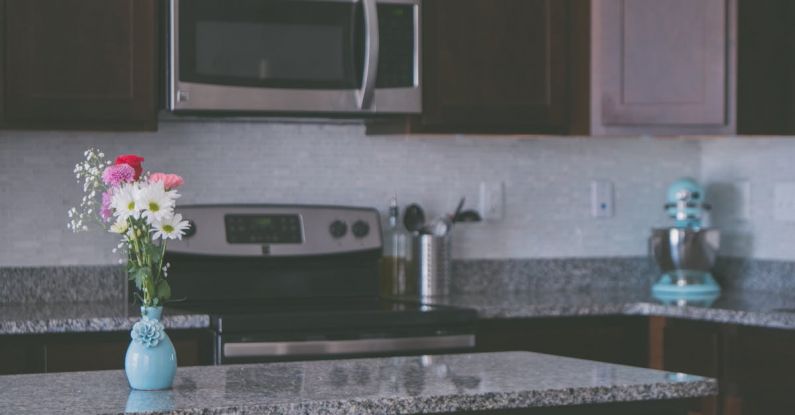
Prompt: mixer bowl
<box><xmin>650</xmin><ymin>228</ymin><xmax>720</xmax><ymax>273</ymax></box>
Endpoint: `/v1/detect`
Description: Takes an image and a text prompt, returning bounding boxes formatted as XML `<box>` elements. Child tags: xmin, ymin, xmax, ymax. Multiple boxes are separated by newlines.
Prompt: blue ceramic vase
<box><xmin>125</xmin><ymin>306</ymin><xmax>177</xmax><ymax>390</ymax></box>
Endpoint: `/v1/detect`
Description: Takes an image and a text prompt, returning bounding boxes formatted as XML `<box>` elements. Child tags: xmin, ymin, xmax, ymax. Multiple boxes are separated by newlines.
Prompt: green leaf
<box><xmin>147</xmin><ymin>242</ymin><xmax>162</xmax><ymax>265</ymax></box>
<box><xmin>157</xmin><ymin>280</ymin><xmax>171</xmax><ymax>302</ymax></box>
<box><xmin>129</xmin><ymin>266</ymin><xmax>149</xmax><ymax>291</ymax></box>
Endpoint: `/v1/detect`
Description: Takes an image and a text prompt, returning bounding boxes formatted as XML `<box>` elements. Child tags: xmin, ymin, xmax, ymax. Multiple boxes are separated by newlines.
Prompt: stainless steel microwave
<box><xmin>167</xmin><ymin>0</ymin><xmax>421</xmax><ymax>114</ymax></box>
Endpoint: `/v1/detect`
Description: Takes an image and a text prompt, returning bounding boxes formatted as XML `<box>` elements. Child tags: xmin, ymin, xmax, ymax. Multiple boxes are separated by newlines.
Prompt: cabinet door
<box><xmin>0</xmin><ymin>337</ymin><xmax>45</xmax><ymax>375</ymax></box>
<box><xmin>44</xmin><ymin>331</ymin><xmax>214</xmax><ymax>373</ymax></box>
<box><xmin>4</xmin><ymin>0</ymin><xmax>158</xmax><ymax>130</ymax></box>
<box><xmin>660</xmin><ymin>319</ymin><xmax>721</xmax><ymax>415</ymax></box>
<box><xmin>422</xmin><ymin>0</ymin><xmax>569</xmax><ymax>133</ymax></box>
<box><xmin>592</xmin><ymin>0</ymin><xmax>736</xmax><ymax>135</ymax></box>
<box><xmin>475</xmin><ymin>317</ymin><xmax>649</xmax><ymax>367</ymax></box>
<box><xmin>726</xmin><ymin>326</ymin><xmax>795</xmax><ymax>414</ymax></box>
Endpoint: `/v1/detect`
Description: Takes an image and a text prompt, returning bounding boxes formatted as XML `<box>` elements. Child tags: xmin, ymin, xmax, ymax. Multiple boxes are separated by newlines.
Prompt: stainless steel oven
<box><xmin>167</xmin><ymin>0</ymin><xmax>421</xmax><ymax>114</ymax></box>
<box><xmin>162</xmin><ymin>205</ymin><xmax>476</xmax><ymax>365</ymax></box>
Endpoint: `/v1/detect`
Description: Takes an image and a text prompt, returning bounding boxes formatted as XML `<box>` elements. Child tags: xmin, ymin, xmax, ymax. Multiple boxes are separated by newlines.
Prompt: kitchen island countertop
<box><xmin>0</xmin><ymin>351</ymin><xmax>715</xmax><ymax>415</ymax></box>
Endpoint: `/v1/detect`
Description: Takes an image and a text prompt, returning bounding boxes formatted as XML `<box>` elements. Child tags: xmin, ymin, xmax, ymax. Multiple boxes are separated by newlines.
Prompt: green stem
<box><xmin>156</xmin><ymin>241</ymin><xmax>167</xmax><ymax>282</ymax></box>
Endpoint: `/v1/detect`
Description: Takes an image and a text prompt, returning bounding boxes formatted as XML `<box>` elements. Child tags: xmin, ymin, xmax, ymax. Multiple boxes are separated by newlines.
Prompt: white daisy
<box><xmin>151</xmin><ymin>213</ymin><xmax>190</xmax><ymax>240</ymax></box>
<box><xmin>111</xmin><ymin>183</ymin><xmax>141</xmax><ymax>220</ymax></box>
<box><xmin>109</xmin><ymin>218</ymin><xmax>129</xmax><ymax>234</ymax></box>
<box><xmin>137</xmin><ymin>181</ymin><xmax>178</xmax><ymax>224</ymax></box>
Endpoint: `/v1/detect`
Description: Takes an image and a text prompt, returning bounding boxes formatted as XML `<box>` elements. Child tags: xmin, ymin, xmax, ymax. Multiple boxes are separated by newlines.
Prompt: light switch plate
<box><xmin>591</xmin><ymin>180</ymin><xmax>614</xmax><ymax>218</ymax></box>
<box><xmin>479</xmin><ymin>181</ymin><xmax>505</xmax><ymax>221</ymax></box>
<box><xmin>774</xmin><ymin>182</ymin><xmax>795</xmax><ymax>221</ymax></box>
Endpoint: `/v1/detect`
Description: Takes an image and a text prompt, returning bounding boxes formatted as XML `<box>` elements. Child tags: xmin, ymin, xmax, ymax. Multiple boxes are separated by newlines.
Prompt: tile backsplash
<box><xmin>0</xmin><ymin>120</ymin><xmax>700</xmax><ymax>266</ymax></box>
<box><xmin>702</xmin><ymin>137</ymin><xmax>795</xmax><ymax>261</ymax></box>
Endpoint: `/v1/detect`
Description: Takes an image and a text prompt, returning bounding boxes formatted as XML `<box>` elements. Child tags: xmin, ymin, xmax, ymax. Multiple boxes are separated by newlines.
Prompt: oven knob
<box><xmin>352</xmin><ymin>220</ymin><xmax>370</xmax><ymax>238</ymax></box>
<box><xmin>183</xmin><ymin>219</ymin><xmax>197</xmax><ymax>238</ymax></box>
<box><xmin>329</xmin><ymin>220</ymin><xmax>348</xmax><ymax>239</ymax></box>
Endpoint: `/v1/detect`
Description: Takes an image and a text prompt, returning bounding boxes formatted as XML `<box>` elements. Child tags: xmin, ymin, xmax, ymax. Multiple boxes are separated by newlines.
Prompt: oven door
<box><xmin>168</xmin><ymin>0</ymin><xmax>420</xmax><ymax>114</ymax></box>
<box><xmin>217</xmin><ymin>329</ymin><xmax>475</xmax><ymax>364</ymax></box>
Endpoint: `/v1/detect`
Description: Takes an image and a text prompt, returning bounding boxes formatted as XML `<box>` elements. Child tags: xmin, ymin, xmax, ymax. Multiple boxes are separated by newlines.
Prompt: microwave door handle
<box><xmin>357</xmin><ymin>0</ymin><xmax>379</xmax><ymax>110</ymax></box>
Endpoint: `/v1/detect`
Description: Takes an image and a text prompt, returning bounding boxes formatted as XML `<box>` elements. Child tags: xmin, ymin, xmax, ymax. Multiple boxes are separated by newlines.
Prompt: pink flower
<box><xmin>100</xmin><ymin>192</ymin><xmax>113</xmax><ymax>222</ymax></box>
<box><xmin>149</xmin><ymin>173</ymin><xmax>184</xmax><ymax>191</ymax></box>
<box><xmin>102</xmin><ymin>164</ymin><xmax>135</xmax><ymax>187</ymax></box>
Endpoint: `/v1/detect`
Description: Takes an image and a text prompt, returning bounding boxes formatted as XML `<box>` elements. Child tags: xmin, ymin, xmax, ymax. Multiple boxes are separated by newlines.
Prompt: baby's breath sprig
<box><xmin>67</xmin><ymin>148</ymin><xmax>111</xmax><ymax>232</ymax></box>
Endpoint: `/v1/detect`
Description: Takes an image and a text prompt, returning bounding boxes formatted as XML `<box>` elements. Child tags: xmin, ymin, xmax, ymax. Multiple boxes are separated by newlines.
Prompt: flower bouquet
<box><xmin>68</xmin><ymin>148</ymin><xmax>187</xmax><ymax>390</ymax></box>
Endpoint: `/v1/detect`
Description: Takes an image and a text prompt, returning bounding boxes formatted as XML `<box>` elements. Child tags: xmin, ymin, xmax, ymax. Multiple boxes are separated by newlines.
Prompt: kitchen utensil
<box><xmin>452</xmin><ymin>197</ymin><xmax>466</xmax><ymax>224</ymax></box>
<box><xmin>455</xmin><ymin>210</ymin><xmax>482</xmax><ymax>223</ymax></box>
<box><xmin>427</xmin><ymin>216</ymin><xmax>453</xmax><ymax>237</ymax></box>
<box><xmin>403</xmin><ymin>204</ymin><xmax>426</xmax><ymax>234</ymax></box>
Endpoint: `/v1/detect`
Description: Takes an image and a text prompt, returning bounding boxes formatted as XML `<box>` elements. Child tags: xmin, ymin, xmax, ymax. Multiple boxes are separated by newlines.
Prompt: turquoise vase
<box><xmin>125</xmin><ymin>306</ymin><xmax>177</xmax><ymax>390</ymax></box>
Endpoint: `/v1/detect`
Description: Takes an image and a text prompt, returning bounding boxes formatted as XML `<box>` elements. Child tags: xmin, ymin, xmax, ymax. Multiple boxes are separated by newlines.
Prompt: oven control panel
<box><xmin>167</xmin><ymin>205</ymin><xmax>382</xmax><ymax>256</ymax></box>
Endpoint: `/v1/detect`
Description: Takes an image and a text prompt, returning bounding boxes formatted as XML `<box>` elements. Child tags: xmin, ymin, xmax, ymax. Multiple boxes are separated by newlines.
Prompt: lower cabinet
<box><xmin>475</xmin><ymin>317</ymin><xmax>649</xmax><ymax>367</ymax></box>
<box><xmin>653</xmin><ymin>319</ymin><xmax>795</xmax><ymax>415</ymax></box>
<box><xmin>0</xmin><ymin>330</ymin><xmax>214</xmax><ymax>375</ymax></box>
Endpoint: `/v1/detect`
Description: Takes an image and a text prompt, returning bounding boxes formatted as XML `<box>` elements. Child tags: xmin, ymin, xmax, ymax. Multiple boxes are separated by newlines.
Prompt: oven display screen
<box><xmin>225</xmin><ymin>214</ymin><xmax>302</xmax><ymax>244</ymax></box>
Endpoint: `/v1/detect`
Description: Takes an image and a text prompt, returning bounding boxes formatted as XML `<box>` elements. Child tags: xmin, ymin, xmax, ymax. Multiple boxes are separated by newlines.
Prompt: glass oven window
<box><xmin>179</xmin><ymin>0</ymin><xmax>363</xmax><ymax>89</ymax></box>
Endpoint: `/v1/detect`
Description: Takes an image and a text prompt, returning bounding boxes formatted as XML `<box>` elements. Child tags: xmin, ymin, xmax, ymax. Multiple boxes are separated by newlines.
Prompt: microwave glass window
<box><xmin>194</xmin><ymin>22</ymin><xmax>345</xmax><ymax>82</ymax></box>
<box><xmin>180</xmin><ymin>0</ymin><xmax>362</xmax><ymax>89</ymax></box>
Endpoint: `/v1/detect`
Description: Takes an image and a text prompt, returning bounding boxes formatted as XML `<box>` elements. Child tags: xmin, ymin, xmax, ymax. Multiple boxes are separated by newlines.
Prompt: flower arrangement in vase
<box><xmin>68</xmin><ymin>149</ymin><xmax>189</xmax><ymax>390</ymax></box>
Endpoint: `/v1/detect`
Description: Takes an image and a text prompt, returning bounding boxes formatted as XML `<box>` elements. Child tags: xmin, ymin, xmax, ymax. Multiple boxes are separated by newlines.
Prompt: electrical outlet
<box><xmin>591</xmin><ymin>180</ymin><xmax>614</xmax><ymax>218</ymax></box>
<box><xmin>735</xmin><ymin>180</ymin><xmax>751</xmax><ymax>221</ymax></box>
<box><xmin>774</xmin><ymin>182</ymin><xmax>795</xmax><ymax>221</ymax></box>
<box><xmin>479</xmin><ymin>181</ymin><xmax>505</xmax><ymax>221</ymax></box>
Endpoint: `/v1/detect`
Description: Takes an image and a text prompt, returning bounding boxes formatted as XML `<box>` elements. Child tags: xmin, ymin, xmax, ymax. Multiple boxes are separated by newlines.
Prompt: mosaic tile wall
<box><xmin>0</xmin><ymin>120</ymin><xmax>700</xmax><ymax>266</ymax></box>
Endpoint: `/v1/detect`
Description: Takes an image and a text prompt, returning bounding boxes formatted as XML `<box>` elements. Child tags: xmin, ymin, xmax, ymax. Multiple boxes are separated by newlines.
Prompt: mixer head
<box><xmin>664</xmin><ymin>177</ymin><xmax>710</xmax><ymax>228</ymax></box>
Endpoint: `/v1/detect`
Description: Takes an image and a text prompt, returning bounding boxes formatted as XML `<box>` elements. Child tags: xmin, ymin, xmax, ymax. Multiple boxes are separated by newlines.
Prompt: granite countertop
<box><xmin>0</xmin><ymin>351</ymin><xmax>716</xmax><ymax>415</ymax></box>
<box><xmin>4</xmin><ymin>288</ymin><xmax>795</xmax><ymax>335</ymax></box>
<box><xmin>426</xmin><ymin>289</ymin><xmax>795</xmax><ymax>329</ymax></box>
<box><xmin>0</xmin><ymin>302</ymin><xmax>209</xmax><ymax>335</ymax></box>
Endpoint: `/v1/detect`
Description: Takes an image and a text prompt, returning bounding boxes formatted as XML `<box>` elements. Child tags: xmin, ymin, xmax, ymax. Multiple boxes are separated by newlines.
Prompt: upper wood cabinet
<box><xmin>420</xmin><ymin>0</ymin><xmax>737</xmax><ymax>135</ymax></box>
<box><xmin>737</xmin><ymin>0</ymin><xmax>795</xmax><ymax>135</ymax></box>
<box><xmin>2</xmin><ymin>0</ymin><xmax>159</xmax><ymax>131</ymax></box>
<box><xmin>422</xmin><ymin>0</ymin><xmax>569</xmax><ymax>133</ymax></box>
<box><xmin>586</xmin><ymin>0</ymin><xmax>736</xmax><ymax>135</ymax></box>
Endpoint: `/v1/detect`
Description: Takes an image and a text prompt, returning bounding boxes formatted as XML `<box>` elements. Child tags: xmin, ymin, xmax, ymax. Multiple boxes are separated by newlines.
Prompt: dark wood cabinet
<box><xmin>653</xmin><ymin>318</ymin><xmax>795</xmax><ymax>415</ymax></box>
<box><xmin>421</xmin><ymin>0</ymin><xmax>570</xmax><ymax>133</ymax></box>
<box><xmin>475</xmin><ymin>317</ymin><xmax>649</xmax><ymax>367</ymax></box>
<box><xmin>3</xmin><ymin>0</ymin><xmax>159</xmax><ymax>130</ymax></box>
<box><xmin>658</xmin><ymin>319</ymin><xmax>722</xmax><ymax>415</ymax></box>
<box><xmin>0</xmin><ymin>330</ymin><xmax>213</xmax><ymax>375</ymax></box>
<box><xmin>737</xmin><ymin>0</ymin><xmax>795</xmax><ymax>134</ymax></box>
<box><xmin>418</xmin><ymin>0</ymin><xmax>737</xmax><ymax>135</ymax></box>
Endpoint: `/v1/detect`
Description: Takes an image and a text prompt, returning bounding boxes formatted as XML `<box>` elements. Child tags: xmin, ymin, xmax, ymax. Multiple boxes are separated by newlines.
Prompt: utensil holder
<box><xmin>413</xmin><ymin>234</ymin><xmax>451</xmax><ymax>298</ymax></box>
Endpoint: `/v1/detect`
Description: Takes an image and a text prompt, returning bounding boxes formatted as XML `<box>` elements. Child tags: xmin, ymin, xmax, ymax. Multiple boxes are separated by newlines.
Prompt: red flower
<box><xmin>115</xmin><ymin>154</ymin><xmax>145</xmax><ymax>180</ymax></box>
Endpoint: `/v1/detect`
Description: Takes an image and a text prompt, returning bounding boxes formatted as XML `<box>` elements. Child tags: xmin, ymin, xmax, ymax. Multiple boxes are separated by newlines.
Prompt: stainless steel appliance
<box><xmin>163</xmin><ymin>205</ymin><xmax>475</xmax><ymax>365</ymax></box>
<box><xmin>167</xmin><ymin>0</ymin><xmax>421</xmax><ymax>114</ymax></box>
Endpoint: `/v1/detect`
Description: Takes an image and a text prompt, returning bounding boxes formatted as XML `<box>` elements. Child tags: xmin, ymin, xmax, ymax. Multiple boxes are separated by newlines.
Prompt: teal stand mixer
<box><xmin>650</xmin><ymin>178</ymin><xmax>721</xmax><ymax>304</ymax></box>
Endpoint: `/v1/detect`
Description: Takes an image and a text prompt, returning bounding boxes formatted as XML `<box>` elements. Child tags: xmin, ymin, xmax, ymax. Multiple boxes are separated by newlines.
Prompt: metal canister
<box><xmin>413</xmin><ymin>234</ymin><xmax>451</xmax><ymax>298</ymax></box>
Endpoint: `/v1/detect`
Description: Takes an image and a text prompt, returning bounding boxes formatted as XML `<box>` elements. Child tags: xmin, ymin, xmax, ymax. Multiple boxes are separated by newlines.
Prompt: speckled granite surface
<box><xmin>451</xmin><ymin>258</ymin><xmax>656</xmax><ymax>295</ymax></box>
<box><xmin>0</xmin><ymin>352</ymin><xmax>716</xmax><ymax>415</ymax></box>
<box><xmin>714</xmin><ymin>256</ymin><xmax>795</xmax><ymax>292</ymax></box>
<box><xmin>0</xmin><ymin>302</ymin><xmax>209</xmax><ymax>335</ymax></box>
<box><xmin>4</xmin><ymin>258</ymin><xmax>795</xmax><ymax>335</ymax></box>
<box><xmin>426</xmin><ymin>289</ymin><xmax>795</xmax><ymax>329</ymax></box>
<box><xmin>0</xmin><ymin>265</ymin><xmax>125</xmax><ymax>304</ymax></box>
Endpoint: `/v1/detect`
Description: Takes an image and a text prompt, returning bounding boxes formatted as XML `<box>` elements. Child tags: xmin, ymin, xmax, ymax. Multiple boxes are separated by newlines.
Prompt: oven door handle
<box><xmin>356</xmin><ymin>0</ymin><xmax>380</xmax><ymax>110</ymax></box>
<box><xmin>223</xmin><ymin>335</ymin><xmax>474</xmax><ymax>358</ymax></box>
